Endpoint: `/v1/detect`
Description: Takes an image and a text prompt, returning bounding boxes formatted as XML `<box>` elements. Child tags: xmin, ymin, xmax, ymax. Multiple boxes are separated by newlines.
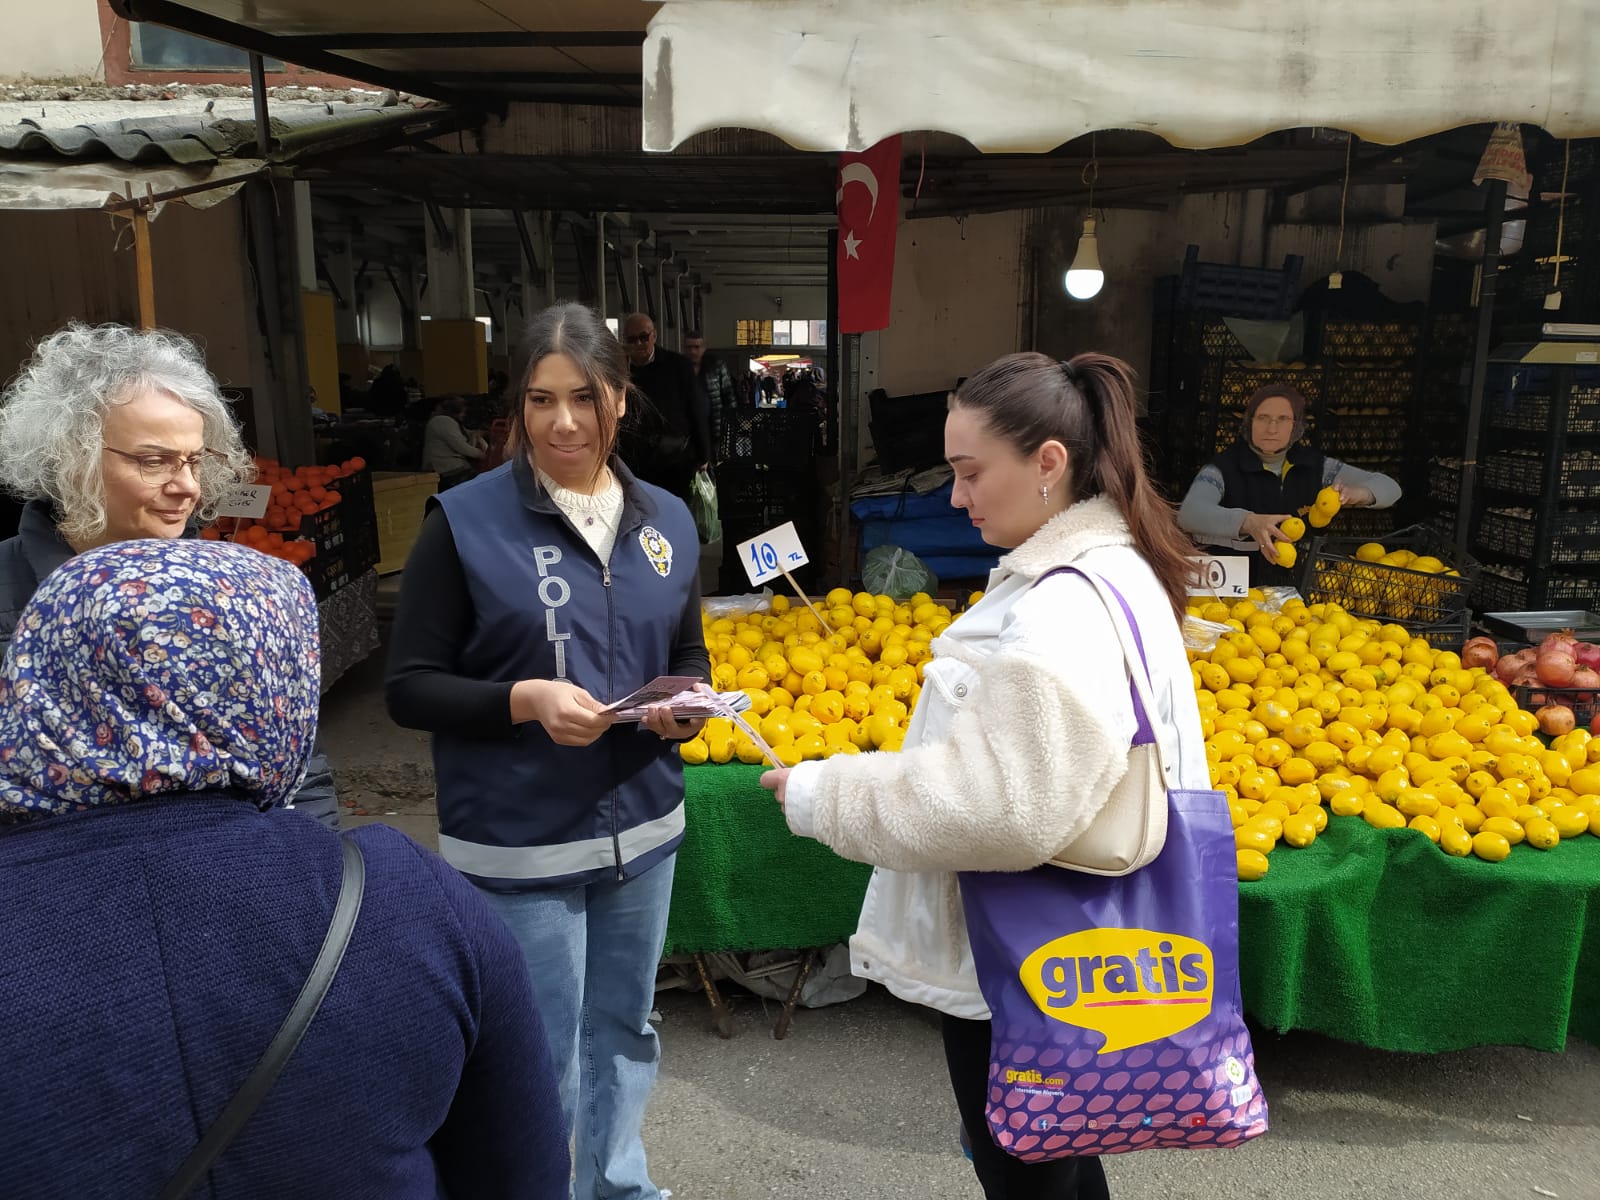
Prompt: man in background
<box><xmin>684</xmin><ymin>330</ymin><xmax>735</xmax><ymax>466</ymax></box>
<box><xmin>620</xmin><ymin>313</ymin><xmax>709</xmax><ymax>501</ymax></box>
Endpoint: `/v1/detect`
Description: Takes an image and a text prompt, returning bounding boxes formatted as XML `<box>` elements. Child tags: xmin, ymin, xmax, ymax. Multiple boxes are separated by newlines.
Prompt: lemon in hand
<box><xmin>1279</xmin><ymin>516</ymin><xmax>1306</xmax><ymax>542</ymax></box>
<box><xmin>1276</xmin><ymin>542</ymin><xmax>1298</xmax><ymax>569</ymax></box>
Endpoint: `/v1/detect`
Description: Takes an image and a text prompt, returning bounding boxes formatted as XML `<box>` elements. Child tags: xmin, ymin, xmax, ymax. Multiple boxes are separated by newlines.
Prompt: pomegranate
<box><xmin>1536</xmin><ymin>646</ymin><xmax>1578</xmax><ymax>687</ymax></box>
<box><xmin>1590</xmin><ymin>712</ymin><xmax>1600</xmax><ymax>736</ymax></box>
<box><xmin>1496</xmin><ymin>650</ymin><xmax>1535</xmax><ymax>684</ymax></box>
<box><xmin>1575</xmin><ymin>642</ymin><xmax>1600</xmax><ymax>671</ymax></box>
<box><xmin>1461</xmin><ymin>636</ymin><xmax>1499</xmax><ymax>670</ymax></box>
<box><xmin>1537</xmin><ymin>703</ymin><xmax>1577</xmax><ymax>736</ymax></box>
<box><xmin>1574</xmin><ymin>667</ymin><xmax>1600</xmax><ymax>691</ymax></box>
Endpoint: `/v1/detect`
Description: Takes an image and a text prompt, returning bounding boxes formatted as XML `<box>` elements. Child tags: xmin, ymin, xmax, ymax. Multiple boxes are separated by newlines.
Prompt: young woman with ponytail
<box><xmin>761</xmin><ymin>352</ymin><xmax>1212</xmax><ymax>1200</ymax></box>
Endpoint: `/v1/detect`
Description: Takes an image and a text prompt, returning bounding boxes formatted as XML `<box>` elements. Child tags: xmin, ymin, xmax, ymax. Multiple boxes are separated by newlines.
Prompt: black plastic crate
<box><xmin>1475</xmin><ymin>564</ymin><xmax>1600</xmax><ymax>613</ymax></box>
<box><xmin>863</xmin><ymin>389</ymin><xmax>946</xmax><ymax>472</ymax></box>
<box><xmin>1171</xmin><ymin>244</ymin><xmax>1304</xmax><ymax>319</ymax></box>
<box><xmin>1317</xmin><ymin>320</ymin><xmax>1421</xmax><ymax>362</ymax></box>
<box><xmin>1427</xmin><ymin>458</ymin><xmax>1461</xmax><ymax>506</ymax></box>
<box><xmin>1473</xmin><ymin>507</ymin><xmax>1600</xmax><ymax>565</ymax></box>
<box><xmin>1482</xmin><ymin>448</ymin><xmax>1600</xmax><ymax>499</ymax></box>
<box><xmin>1511</xmin><ymin>683</ymin><xmax>1600</xmax><ymax>728</ymax></box>
<box><xmin>721</xmin><ymin>408</ymin><xmax>821</xmax><ymax>468</ymax></box>
<box><xmin>1299</xmin><ymin>523</ymin><xmax>1478</xmax><ymax>628</ymax></box>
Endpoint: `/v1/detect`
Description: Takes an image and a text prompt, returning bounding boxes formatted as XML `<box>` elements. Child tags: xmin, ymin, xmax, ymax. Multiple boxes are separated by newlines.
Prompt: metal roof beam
<box><xmin>284</xmin><ymin>30</ymin><xmax>646</xmax><ymax>51</ymax></box>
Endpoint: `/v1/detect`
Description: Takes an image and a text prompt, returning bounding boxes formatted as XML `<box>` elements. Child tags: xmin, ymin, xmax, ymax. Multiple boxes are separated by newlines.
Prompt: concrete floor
<box><xmin>322</xmin><ymin>633</ymin><xmax>1600</xmax><ymax>1200</ymax></box>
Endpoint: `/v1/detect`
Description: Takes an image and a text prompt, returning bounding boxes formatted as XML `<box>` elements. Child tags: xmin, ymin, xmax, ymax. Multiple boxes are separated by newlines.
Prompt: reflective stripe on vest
<box><xmin>438</xmin><ymin>801</ymin><xmax>686</xmax><ymax>881</ymax></box>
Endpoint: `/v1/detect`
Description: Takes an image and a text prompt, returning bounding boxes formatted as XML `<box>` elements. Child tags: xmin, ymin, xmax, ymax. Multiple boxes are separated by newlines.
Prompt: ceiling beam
<box><xmin>281</xmin><ymin>30</ymin><xmax>647</xmax><ymax>50</ymax></box>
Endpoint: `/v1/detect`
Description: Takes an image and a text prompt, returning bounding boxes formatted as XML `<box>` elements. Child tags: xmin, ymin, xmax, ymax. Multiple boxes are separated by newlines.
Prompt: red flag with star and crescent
<box><xmin>837</xmin><ymin>136</ymin><xmax>902</xmax><ymax>333</ymax></box>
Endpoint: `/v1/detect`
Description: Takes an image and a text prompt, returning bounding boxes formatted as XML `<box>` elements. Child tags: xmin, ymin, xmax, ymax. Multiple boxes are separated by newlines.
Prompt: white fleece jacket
<box><xmin>782</xmin><ymin>496</ymin><xmax>1211</xmax><ymax>1018</ymax></box>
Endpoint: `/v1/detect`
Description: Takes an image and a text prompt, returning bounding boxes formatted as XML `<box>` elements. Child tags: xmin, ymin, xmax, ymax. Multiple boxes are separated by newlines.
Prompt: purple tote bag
<box><xmin>958</xmin><ymin>569</ymin><xmax>1268</xmax><ymax>1161</ymax></box>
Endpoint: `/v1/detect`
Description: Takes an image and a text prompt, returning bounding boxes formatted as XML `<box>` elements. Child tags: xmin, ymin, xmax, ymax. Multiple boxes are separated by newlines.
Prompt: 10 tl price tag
<box><xmin>738</xmin><ymin>521</ymin><xmax>810</xmax><ymax>587</ymax></box>
<box><xmin>1186</xmin><ymin>554</ymin><xmax>1249</xmax><ymax>598</ymax></box>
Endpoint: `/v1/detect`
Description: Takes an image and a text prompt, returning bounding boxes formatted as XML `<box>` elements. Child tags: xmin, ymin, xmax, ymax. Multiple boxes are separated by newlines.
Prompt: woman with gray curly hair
<box><xmin>0</xmin><ymin>322</ymin><xmax>342</xmax><ymax>829</ymax></box>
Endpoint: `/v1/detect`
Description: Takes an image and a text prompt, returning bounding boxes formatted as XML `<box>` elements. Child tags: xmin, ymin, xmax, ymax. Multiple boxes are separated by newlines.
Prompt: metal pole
<box><xmin>654</xmin><ymin>261</ymin><xmax>666</xmax><ymax>327</ymax></box>
<box><xmin>631</xmin><ymin>241</ymin><xmax>642</xmax><ymax>316</ymax></box>
<box><xmin>595</xmin><ymin>212</ymin><xmax>607</xmax><ymax>318</ymax></box>
<box><xmin>1455</xmin><ymin>177</ymin><xmax>1508</xmax><ymax>566</ymax></box>
<box><xmin>248</xmin><ymin>53</ymin><xmax>271</xmax><ymax>155</ymax></box>
<box><xmin>676</xmin><ymin>272</ymin><xmax>687</xmax><ymax>349</ymax></box>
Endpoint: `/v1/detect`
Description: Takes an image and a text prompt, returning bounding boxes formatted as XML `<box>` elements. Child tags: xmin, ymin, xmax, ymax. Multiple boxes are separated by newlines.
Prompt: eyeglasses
<box><xmin>623</xmin><ymin>332</ymin><xmax>655</xmax><ymax>344</ymax></box>
<box><xmin>104</xmin><ymin>446</ymin><xmax>223</xmax><ymax>485</ymax></box>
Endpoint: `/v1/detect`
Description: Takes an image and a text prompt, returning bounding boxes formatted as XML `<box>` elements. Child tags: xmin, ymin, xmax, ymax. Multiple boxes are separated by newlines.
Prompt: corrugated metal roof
<box><xmin>0</xmin><ymin>103</ymin><xmax>451</xmax><ymax>166</ymax></box>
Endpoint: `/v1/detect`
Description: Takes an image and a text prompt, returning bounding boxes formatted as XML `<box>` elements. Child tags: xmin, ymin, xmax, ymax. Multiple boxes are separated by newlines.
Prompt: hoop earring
<box><xmin>1041</xmin><ymin>484</ymin><xmax>1050</xmax><ymax>506</ymax></box>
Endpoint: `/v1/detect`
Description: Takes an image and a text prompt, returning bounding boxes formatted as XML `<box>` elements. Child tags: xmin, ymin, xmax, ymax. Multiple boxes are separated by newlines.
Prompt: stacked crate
<box><xmin>1472</xmin><ymin>364</ymin><xmax>1600</xmax><ymax>612</ymax></box>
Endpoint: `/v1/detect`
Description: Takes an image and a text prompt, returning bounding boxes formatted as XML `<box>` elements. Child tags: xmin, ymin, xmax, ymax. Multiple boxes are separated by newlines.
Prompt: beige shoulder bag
<box><xmin>1034</xmin><ymin>566</ymin><xmax>1174</xmax><ymax>877</ymax></box>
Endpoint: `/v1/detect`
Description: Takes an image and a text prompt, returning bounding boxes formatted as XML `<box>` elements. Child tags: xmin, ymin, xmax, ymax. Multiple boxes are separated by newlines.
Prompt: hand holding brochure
<box><xmin>605</xmin><ymin>677</ymin><xmax>752</xmax><ymax>721</ymax></box>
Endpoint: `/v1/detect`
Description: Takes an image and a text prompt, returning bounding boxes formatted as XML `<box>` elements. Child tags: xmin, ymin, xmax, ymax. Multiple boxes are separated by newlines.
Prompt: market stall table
<box><xmin>668</xmin><ymin>766</ymin><xmax>1600</xmax><ymax>1052</ymax></box>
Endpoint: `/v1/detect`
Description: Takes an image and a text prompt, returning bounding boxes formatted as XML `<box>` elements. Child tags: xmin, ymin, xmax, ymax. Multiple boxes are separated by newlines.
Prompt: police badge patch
<box><xmin>639</xmin><ymin>525</ymin><xmax>673</xmax><ymax>577</ymax></box>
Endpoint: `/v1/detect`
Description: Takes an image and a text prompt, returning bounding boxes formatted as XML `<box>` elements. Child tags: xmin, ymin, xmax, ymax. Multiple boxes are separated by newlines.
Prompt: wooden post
<box><xmin>131</xmin><ymin>207</ymin><xmax>156</xmax><ymax>330</ymax></box>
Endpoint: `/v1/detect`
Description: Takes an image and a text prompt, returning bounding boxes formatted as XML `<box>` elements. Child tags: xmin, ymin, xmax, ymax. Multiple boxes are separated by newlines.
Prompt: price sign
<box><xmin>737</xmin><ymin>521</ymin><xmax>810</xmax><ymax>587</ymax></box>
<box><xmin>216</xmin><ymin>484</ymin><xmax>271</xmax><ymax>519</ymax></box>
<box><xmin>1186</xmin><ymin>554</ymin><xmax>1249</xmax><ymax>598</ymax></box>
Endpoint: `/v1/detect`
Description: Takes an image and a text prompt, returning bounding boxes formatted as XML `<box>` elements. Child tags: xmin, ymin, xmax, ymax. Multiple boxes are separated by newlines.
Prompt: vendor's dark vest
<box><xmin>431</xmin><ymin>458</ymin><xmax>697</xmax><ymax>891</ymax></box>
<box><xmin>1204</xmin><ymin>440</ymin><xmax>1327</xmax><ymax>587</ymax></box>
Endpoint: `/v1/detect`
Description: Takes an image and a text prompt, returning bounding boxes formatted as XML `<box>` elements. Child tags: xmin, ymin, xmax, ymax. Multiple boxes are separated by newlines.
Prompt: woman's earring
<box><xmin>1041</xmin><ymin>484</ymin><xmax>1050</xmax><ymax>505</ymax></box>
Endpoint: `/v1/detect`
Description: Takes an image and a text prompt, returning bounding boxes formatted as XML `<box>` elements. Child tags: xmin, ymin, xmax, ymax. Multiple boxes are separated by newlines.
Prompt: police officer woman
<box><xmin>386</xmin><ymin>302</ymin><xmax>709</xmax><ymax>1200</ymax></box>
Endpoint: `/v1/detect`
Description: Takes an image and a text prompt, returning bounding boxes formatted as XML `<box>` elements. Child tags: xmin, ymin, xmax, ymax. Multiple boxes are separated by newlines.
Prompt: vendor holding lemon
<box><xmin>1178</xmin><ymin>382</ymin><xmax>1400</xmax><ymax>587</ymax></box>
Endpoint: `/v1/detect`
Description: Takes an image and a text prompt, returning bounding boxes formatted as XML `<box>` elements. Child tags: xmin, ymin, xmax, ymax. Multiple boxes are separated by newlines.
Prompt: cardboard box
<box><xmin>372</xmin><ymin>471</ymin><xmax>440</xmax><ymax>574</ymax></box>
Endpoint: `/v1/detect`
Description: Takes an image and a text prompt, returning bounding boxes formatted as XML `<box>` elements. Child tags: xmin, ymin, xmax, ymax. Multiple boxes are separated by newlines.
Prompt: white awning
<box><xmin>642</xmin><ymin>0</ymin><xmax>1600</xmax><ymax>153</ymax></box>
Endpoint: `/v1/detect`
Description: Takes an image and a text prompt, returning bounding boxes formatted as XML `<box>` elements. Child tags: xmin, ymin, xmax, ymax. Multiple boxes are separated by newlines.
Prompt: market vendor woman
<box><xmin>1177</xmin><ymin>382</ymin><xmax>1401</xmax><ymax>587</ymax></box>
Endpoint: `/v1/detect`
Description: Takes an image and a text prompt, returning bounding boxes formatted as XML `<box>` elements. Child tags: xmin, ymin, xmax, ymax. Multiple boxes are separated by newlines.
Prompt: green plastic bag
<box><xmin>862</xmin><ymin>545</ymin><xmax>938</xmax><ymax>601</ymax></box>
<box><xmin>689</xmin><ymin>468</ymin><xmax>721</xmax><ymax>544</ymax></box>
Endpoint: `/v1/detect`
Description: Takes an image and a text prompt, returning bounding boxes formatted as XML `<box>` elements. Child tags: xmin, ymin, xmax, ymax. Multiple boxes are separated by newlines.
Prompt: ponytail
<box><xmin>1064</xmin><ymin>353</ymin><xmax>1197</xmax><ymax>620</ymax></box>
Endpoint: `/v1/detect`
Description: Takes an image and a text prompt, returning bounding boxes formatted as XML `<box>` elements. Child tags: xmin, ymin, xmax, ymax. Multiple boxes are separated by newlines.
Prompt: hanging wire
<box><xmin>1082</xmin><ymin>133</ymin><xmax>1100</xmax><ymax>215</ymax></box>
<box><xmin>1553</xmin><ymin>139</ymin><xmax>1572</xmax><ymax>294</ymax></box>
<box><xmin>1333</xmin><ymin>134</ymin><xmax>1353</xmax><ymax>268</ymax></box>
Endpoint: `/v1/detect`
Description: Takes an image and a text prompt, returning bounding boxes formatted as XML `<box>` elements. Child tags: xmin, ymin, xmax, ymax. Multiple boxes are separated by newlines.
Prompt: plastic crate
<box><xmin>1171</xmin><ymin>245</ymin><xmax>1304</xmax><ymax>319</ymax></box>
<box><xmin>1427</xmin><ymin>458</ymin><xmax>1461</xmax><ymax>506</ymax></box>
<box><xmin>1299</xmin><ymin>524</ymin><xmax>1478</xmax><ymax>629</ymax></box>
<box><xmin>1511</xmin><ymin>683</ymin><xmax>1600</xmax><ymax>728</ymax></box>
<box><xmin>1473</xmin><ymin>507</ymin><xmax>1600</xmax><ymax>565</ymax></box>
<box><xmin>1317</xmin><ymin>320</ymin><xmax>1421</xmax><ymax>362</ymax></box>
<box><xmin>1482</xmin><ymin>449</ymin><xmax>1600</xmax><ymax>499</ymax></box>
<box><xmin>1474</xmin><ymin>565</ymin><xmax>1600</xmax><ymax>613</ymax></box>
<box><xmin>721</xmin><ymin>408</ymin><xmax>821</xmax><ymax>468</ymax></box>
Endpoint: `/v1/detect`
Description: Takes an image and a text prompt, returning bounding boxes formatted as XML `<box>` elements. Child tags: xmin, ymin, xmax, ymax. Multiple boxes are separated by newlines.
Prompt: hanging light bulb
<box><xmin>1066</xmin><ymin>137</ymin><xmax>1105</xmax><ymax>300</ymax></box>
<box><xmin>1064</xmin><ymin>217</ymin><xmax>1104</xmax><ymax>300</ymax></box>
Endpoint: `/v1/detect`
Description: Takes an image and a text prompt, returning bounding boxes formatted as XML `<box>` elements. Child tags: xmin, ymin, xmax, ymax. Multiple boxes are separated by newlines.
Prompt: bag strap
<box><xmin>1033</xmin><ymin>565</ymin><xmax>1178</xmax><ymax>787</ymax></box>
<box><xmin>158</xmin><ymin>837</ymin><xmax>367</xmax><ymax>1200</ymax></box>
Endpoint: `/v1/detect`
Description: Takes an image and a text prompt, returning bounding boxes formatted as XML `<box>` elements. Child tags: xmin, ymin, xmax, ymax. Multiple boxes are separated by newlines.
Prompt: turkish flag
<box><xmin>837</xmin><ymin>136</ymin><xmax>901</xmax><ymax>333</ymax></box>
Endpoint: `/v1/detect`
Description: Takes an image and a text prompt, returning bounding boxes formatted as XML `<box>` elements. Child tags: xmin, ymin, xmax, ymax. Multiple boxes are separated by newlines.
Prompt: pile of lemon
<box><xmin>1191</xmin><ymin>591</ymin><xmax>1600</xmax><ymax>881</ymax></box>
<box><xmin>681</xmin><ymin>588</ymin><xmax>972</xmax><ymax>767</ymax></box>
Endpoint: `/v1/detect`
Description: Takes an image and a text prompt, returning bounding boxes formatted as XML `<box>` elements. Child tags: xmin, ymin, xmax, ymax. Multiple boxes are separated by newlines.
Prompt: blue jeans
<box><xmin>481</xmin><ymin>855</ymin><xmax>676</xmax><ymax>1200</ymax></box>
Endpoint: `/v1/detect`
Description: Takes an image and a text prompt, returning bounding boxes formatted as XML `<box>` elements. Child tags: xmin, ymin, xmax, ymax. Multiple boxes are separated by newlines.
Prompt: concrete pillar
<box><xmin>421</xmin><ymin>207</ymin><xmax>484</xmax><ymax>394</ymax></box>
<box><xmin>328</xmin><ymin>242</ymin><xmax>367</xmax><ymax>392</ymax></box>
<box><xmin>424</xmin><ymin>206</ymin><xmax>475</xmax><ymax>320</ymax></box>
<box><xmin>292</xmin><ymin>181</ymin><xmax>339</xmax><ymax>415</ymax></box>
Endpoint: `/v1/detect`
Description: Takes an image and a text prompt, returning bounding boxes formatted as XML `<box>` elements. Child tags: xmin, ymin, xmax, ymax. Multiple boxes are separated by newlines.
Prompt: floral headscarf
<box><xmin>0</xmin><ymin>539</ymin><xmax>321</xmax><ymax>822</ymax></box>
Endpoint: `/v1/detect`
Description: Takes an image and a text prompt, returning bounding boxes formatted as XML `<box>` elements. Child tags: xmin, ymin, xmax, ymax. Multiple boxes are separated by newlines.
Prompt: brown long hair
<box><xmin>508</xmin><ymin>302</ymin><xmax>635</xmax><ymax>486</ymax></box>
<box><xmin>951</xmin><ymin>351</ymin><xmax>1196</xmax><ymax>619</ymax></box>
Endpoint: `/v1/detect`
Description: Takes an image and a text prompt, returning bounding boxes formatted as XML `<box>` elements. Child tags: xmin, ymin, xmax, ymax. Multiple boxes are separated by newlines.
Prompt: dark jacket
<box><xmin>626</xmin><ymin>347</ymin><xmax>711</xmax><ymax>491</ymax></box>
<box><xmin>387</xmin><ymin>457</ymin><xmax>708</xmax><ymax>891</ymax></box>
<box><xmin>0</xmin><ymin>797</ymin><xmax>569</xmax><ymax>1199</ymax></box>
<box><xmin>1200</xmin><ymin>440</ymin><xmax>1328</xmax><ymax>587</ymax></box>
<box><xmin>0</xmin><ymin>499</ymin><xmax>341</xmax><ymax>828</ymax></box>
